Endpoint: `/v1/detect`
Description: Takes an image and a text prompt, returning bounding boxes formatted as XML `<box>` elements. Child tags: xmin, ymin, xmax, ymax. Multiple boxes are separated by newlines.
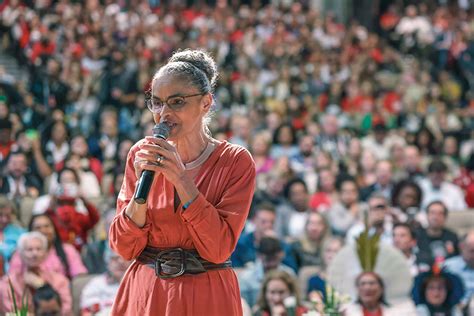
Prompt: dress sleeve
<box><xmin>179</xmin><ymin>148</ymin><xmax>256</xmax><ymax>263</ymax></box>
<box><xmin>108</xmin><ymin>142</ymin><xmax>151</xmax><ymax>260</ymax></box>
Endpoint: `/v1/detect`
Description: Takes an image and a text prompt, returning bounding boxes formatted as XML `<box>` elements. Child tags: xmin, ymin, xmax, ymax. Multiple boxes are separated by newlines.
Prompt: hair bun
<box><xmin>168</xmin><ymin>49</ymin><xmax>218</xmax><ymax>90</ymax></box>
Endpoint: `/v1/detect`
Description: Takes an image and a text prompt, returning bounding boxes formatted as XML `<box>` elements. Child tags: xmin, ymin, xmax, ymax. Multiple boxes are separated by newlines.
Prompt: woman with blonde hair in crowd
<box><xmin>289</xmin><ymin>212</ymin><xmax>331</xmax><ymax>271</ymax></box>
<box><xmin>253</xmin><ymin>270</ymin><xmax>307</xmax><ymax>316</ymax></box>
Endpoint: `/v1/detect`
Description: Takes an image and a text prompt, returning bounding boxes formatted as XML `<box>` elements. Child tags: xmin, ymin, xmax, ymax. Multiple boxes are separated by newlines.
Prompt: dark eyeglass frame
<box><xmin>370</xmin><ymin>204</ymin><xmax>387</xmax><ymax>211</ymax></box>
<box><xmin>145</xmin><ymin>92</ymin><xmax>206</xmax><ymax>113</ymax></box>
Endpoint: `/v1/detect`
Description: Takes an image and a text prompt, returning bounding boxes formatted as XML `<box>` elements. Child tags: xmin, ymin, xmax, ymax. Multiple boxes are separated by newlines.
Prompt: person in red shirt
<box><xmin>0</xmin><ymin>118</ymin><xmax>14</xmax><ymax>164</ymax></box>
<box><xmin>46</xmin><ymin>167</ymin><xmax>99</xmax><ymax>250</ymax></box>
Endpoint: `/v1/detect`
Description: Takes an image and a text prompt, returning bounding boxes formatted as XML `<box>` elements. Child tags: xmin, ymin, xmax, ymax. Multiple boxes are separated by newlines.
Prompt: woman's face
<box><xmin>425</xmin><ymin>278</ymin><xmax>447</xmax><ymax>307</ymax></box>
<box><xmin>21</xmin><ymin>237</ymin><xmax>47</xmax><ymax>268</ymax></box>
<box><xmin>398</xmin><ymin>186</ymin><xmax>419</xmax><ymax>210</ymax></box>
<box><xmin>31</xmin><ymin>216</ymin><xmax>55</xmax><ymax>245</ymax></box>
<box><xmin>319</xmin><ymin>170</ymin><xmax>335</xmax><ymax>192</ymax></box>
<box><xmin>59</xmin><ymin>170</ymin><xmax>77</xmax><ymax>185</ymax></box>
<box><xmin>52</xmin><ymin>122</ymin><xmax>67</xmax><ymax>143</ymax></box>
<box><xmin>251</xmin><ymin>135</ymin><xmax>269</xmax><ymax>156</ymax></box>
<box><xmin>151</xmin><ymin>76</ymin><xmax>211</xmax><ymax>140</ymax></box>
<box><xmin>306</xmin><ymin>213</ymin><xmax>326</xmax><ymax>241</ymax></box>
<box><xmin>277</xmin><ymin>126</ymin><xmax>293</xmax><ymax>145</ymax></box>
<box><xmin>357</xmin><ymin>273</ymin><xmax>383</xmax><ymax>307</ymax></box>
<box><xmin>340</xmin><ymin>181</ymin><xmax>358</xmax><ymax>206</ymax></box>
<box><xmin>323</xmin><ymin>239</ymin><xmax>342</xmax><ymax>266</ymax></box>
<box><xmin>71</xmin><ymin>136</ymin><xmax>88</xmax><ymax>156</ymax></box>
<box><xmin>265</xmin><ymin>279</ymin><xmax>291</xmax><ymax>308</ymax></box>
<box><xmin>360</xmin><ymin>150</ymin><xmax>377</xmax><ymax>171</ymax></box>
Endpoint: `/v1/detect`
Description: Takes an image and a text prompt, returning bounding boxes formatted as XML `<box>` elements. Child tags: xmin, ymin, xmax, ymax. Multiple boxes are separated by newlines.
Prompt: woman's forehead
<box><xmin>152</xmin><ymin>76</ymin><xmax>192</xmax><ymax>97</ymax></box>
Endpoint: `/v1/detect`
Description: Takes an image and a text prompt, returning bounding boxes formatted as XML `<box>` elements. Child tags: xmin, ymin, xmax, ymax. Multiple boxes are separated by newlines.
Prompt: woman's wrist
<box><xmin>175</xmin><ymin>174</ymin><xmax>200</xmax><ymax>210</ymax></box>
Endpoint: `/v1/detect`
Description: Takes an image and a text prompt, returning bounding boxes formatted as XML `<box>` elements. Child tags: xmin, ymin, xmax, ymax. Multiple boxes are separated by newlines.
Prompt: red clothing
<box><xmin>454</xmin><ymin>169</ymin><xmax>474</xmax><ymax>207</ymax></box>
<box><xmin>109</xmin><ymin>141</ymin><xmax>256</xmax><ymax>315</ymax></box>
<box><xmin>47</xmin><ymin>198</ymin><xmax>100</xmax><ymax>250</ymax></box>
<box><xmin>310</xmin><ymin>192</ymin><xmax>332</xmax><ymax>212</ymax></box>
<box><xmin>363</xmin><ymin>307</ymin><xmax>383</xmax><ymax>316</ymax></box>
<box><xmin>0</xmin><ymin>140</ymin><xmax>15</xmax><ymax>161</ymax></box>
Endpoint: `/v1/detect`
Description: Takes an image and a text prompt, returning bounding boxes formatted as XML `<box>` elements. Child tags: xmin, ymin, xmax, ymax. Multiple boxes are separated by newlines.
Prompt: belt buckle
<box><xmin>154</xmin><ymin>248</ymin><xmax>186</xmax><ymax>279</ymax></box>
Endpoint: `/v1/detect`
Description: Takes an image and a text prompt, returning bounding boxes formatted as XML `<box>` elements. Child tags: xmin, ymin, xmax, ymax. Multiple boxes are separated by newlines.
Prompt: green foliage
<box><xmin>356</xmin><ymin>213</ymin><xmax>380</xmax><ymax>272</ymax></box>
<box><xmin>7</xmin><ymin>278</ymin><xmax>29</xmax><ymax>316</ymax></box>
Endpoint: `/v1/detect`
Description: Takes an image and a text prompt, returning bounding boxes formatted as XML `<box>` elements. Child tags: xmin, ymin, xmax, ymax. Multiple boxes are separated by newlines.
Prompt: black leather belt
<box><xmin>136</xmin><ymin>246</ymin><xmax>232</xmax><ymax>279</ymax></box>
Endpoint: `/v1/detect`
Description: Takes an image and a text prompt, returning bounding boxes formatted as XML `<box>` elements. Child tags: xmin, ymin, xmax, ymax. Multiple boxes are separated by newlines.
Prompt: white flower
<box><xmin>283</xmin><ymin>296</ymin><xmax>297</xmax><ymax>308</ymax></box>
<box><xmin>302</xmin><ymin>311</ymin><xmax>321</xmax><ymax>316</ymax></box>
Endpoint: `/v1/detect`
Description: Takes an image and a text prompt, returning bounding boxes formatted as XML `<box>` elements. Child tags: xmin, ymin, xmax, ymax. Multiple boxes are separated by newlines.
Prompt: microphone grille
<box><xmin>153</xmin><ymin>123</ymin><xmax>170</xmax><ymax>140</ymax></box>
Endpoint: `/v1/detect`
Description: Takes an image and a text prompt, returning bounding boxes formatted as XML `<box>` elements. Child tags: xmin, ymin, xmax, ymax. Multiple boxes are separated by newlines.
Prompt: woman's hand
<box><xmin>270</xmin><ymin>304</ymin><xmax>287</xmax><ymax>316</ymax></box>
<box><xmin>24</xmin><ymin>271</ymin><xmax>45</xmax><ymax>289</ymax></box>
<box><xmin>134</xmin><ymin>137</ymin><xmax>186</xmax><ymax>185</ymax></box>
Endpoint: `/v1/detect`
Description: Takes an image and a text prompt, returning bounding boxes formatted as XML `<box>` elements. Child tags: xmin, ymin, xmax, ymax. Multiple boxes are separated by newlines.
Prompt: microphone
<box><xmin>133</xmin><ymin>123</ymin><xmax>170</xmax><ymax>204</ymax></box>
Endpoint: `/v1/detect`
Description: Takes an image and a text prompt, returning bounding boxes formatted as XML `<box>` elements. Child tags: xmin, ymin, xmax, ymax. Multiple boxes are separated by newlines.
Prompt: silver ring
<box><xmin>156</xmin><ymin>155</ymin><xmax>163</xmax><ymax>165</ymax></box>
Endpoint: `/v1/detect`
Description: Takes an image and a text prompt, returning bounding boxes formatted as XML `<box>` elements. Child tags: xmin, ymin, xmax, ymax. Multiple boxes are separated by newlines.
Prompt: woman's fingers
<box><xmin>135</xmin><ymin>151</ymin><xmax>162</xmax><ymax>163</ymax></box>
<box><xmin>139</xmin><ymin>144</ymin><xmax>174</xmax><ymax>161</ymax></box>
<box><xmin>144</xmin><ymin>137</ymin><xmax>176</xmax><ymax>152</ymax></box>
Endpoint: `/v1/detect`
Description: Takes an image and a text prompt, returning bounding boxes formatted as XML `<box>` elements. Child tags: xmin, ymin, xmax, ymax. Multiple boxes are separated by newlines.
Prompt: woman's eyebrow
<box><xmin>152</xmin><ymin>93</ymin><xmax>184</xmax><ymax>100</ymax></box>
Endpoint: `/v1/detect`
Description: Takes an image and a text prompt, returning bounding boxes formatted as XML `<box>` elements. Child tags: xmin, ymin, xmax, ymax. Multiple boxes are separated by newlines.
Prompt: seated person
<box><xmin>33</xmin><ymin>284</ymin><xmax>62</xmax><ymax>316</ymax></box>
<box><xmin>9</xmin><ymin>214</ymin><xmax>87</xmax><ymax>278</ymax></box>
<box><xmin>80</xmin><ymin>248</ymin><xmax>131</xmax><ymax>314</ymax></box>
<box><xmin>81</xmin><ymin>210</ymin><xmax>116</xmax><ymax>274</ymax></box>
<box><xmin>231</xmin><ymin>203</ymin><xmax>296</xmax><ymax>271</ymax></box>
<box><xmin>327</xmin><ymin>176</ymin><xmax>367</xmax><ymax>236</ymax></box>
<box><xmin>416</xmin><ymin>201</ymin><xmax>459</xmax><ymax>264</ymax></box>
<box><xmin>33</xmin><ymin>167</ymin><xmax>100</xmax><ymax>250</ymax></box>
<box><xmin>307</xmin><ymin>237</ymin><xmax>344</xmax><ymax>299</ymax></box>
<box><xmin>343</xmin><ymin>272</ymin><xmax>417</xmax><ymax>315</ymax></box>
<box><xmin>392</xmin><ymin>223</ymin><xmax>431</xmax><ymax>276</ymax></box>
<box><xmin>290</xmin><ymin>212</ymin><xmax>330</xmax><ymax>271</ymax></box>
<box><xmin>239</xmin><ymin>236</ymin><xmax>295</xmax><ymax>309</ymax></box>
<box><xmin>0</xmin><ymin>196</ymin><xmax>25</xmax><ymax>269</ymax></box>
<box><xmin>443</xmin><ymin>230</ymin><xmax>474</xmax><ymax>311</ymax></box>
<box><xmin>413</xmin><ymin>269</ymin><xmax>465</xmax><ymax>316</ymax></box>
<box><xmin>0</xmin><ymin>232</ymin><xmax>72</xmax><ymax>314</ymax></box>
<box><xmin>346</xmin><ymin>193</ymin><xmax>394</xmax><ymax>245</ymax></box>
<box><xmin>253</xmin><ymin>270</ymin><xmax>307</xmax><ymax>316</ymax></box>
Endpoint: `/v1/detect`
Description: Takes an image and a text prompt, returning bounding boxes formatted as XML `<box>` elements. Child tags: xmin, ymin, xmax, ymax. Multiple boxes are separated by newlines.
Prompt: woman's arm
<box><xmin>178</xmin><ymin>149</ymin><xmax>256</xmax><ymax>263</ymax></box>
<box><xmin>109</xmin><ymin>142</ymin><xmax>151</xmax><ymax>260</ymax></box>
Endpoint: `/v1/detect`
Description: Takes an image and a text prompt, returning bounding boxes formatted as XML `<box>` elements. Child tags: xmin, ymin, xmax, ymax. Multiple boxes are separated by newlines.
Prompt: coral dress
<box><xmin>109</xmin><ymin>140</ymin><xmax>256</xmax><ymax>316</ymax></box>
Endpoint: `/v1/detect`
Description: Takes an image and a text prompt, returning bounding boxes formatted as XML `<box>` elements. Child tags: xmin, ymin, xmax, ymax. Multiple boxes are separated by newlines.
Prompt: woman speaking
<box><xmin>109</xmin><ymin>49</ymin><xmax>256</xmax><ymax>315</ymax></box>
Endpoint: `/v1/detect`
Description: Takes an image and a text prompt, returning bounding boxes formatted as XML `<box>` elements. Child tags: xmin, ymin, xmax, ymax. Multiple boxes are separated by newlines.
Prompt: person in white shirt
<box><xmin>419</xmin><ymin>159</ymin><xmax>467</xmax><ymax>212</ymax></box>
<box><xmin>80</xmin><ymin>248</ymin><xmax>131</xmax><ymax>314</ymax></box>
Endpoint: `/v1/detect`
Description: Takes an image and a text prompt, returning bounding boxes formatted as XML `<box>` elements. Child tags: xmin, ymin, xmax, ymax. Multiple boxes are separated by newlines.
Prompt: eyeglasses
<box><xmin>146</xmin><ymin>92</ymin><xmax>205</xmax><ymax>113</ymax></box>
<box><xmin>370</xmin><ymin>204</ymin><xmax>387</xmax><ymax>211</ymax></box>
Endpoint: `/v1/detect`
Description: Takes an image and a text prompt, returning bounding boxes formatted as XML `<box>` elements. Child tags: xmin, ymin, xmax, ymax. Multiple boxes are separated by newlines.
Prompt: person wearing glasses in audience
<box><xmin>346</xmin><ymin>193</ymin><xmax>394</xmax><ymax>245</ymax></box>
<box><xmin>109</xmin><ymin>49</ymin><xmax>256</xmax><ymax>315</ymax></box>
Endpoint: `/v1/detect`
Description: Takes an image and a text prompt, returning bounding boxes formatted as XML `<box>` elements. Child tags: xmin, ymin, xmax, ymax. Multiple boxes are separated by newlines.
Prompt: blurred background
<box><xmin>0</xmin><ymin>0</ymin><xmax>473</xmax><ymax>315</ymax></box>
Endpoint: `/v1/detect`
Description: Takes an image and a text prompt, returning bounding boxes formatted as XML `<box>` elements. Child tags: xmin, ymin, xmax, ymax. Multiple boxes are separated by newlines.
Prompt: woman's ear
<box><xmin>202</xmin><ymin>93</ymin><xmax>213</xmax><ymax>112</ymax></box>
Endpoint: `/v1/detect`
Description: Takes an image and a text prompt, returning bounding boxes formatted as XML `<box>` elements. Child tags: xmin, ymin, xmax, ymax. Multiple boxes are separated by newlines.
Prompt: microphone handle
<box><xmin>133</xmin><ymin>134</ymin><xmax>167</xmax><ymax>204</ymax></box>
<box><xmin>134</xmin><ymin>169</ymin><xmax>155</xmax><ymax>204</ymax></box>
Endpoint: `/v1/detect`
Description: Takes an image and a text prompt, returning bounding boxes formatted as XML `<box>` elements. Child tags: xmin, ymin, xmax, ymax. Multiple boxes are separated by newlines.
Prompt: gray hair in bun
<box><xmin>153</xmin><ymin>49</ymin><xmax>218</xmax><ymax>94</ymax></box>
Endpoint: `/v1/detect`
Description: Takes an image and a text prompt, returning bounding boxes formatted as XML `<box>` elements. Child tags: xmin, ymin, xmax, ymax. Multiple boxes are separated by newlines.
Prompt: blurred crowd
<box><xmin>0</xmin><ymin>0</ymin><xmax>474</xmax><ymax>315</ymax></box>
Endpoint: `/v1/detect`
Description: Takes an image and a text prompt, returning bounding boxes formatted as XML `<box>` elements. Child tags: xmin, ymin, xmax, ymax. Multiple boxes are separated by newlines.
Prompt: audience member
<box><xmin>0</xmin><ymin>232</ymin><xmax>72</xmax><ymax>314</ymax></box>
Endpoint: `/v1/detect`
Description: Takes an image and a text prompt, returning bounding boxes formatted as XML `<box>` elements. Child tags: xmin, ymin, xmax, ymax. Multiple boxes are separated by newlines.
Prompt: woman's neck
<box><xmin>363</xmin><ymin>301</ymin><xmax>380</xmax><ymax>312</ymax></box>
<box><xmin>171</xmin><ymin>132</ymin><xmax>211</xmax><ymax>164</ymax></box>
